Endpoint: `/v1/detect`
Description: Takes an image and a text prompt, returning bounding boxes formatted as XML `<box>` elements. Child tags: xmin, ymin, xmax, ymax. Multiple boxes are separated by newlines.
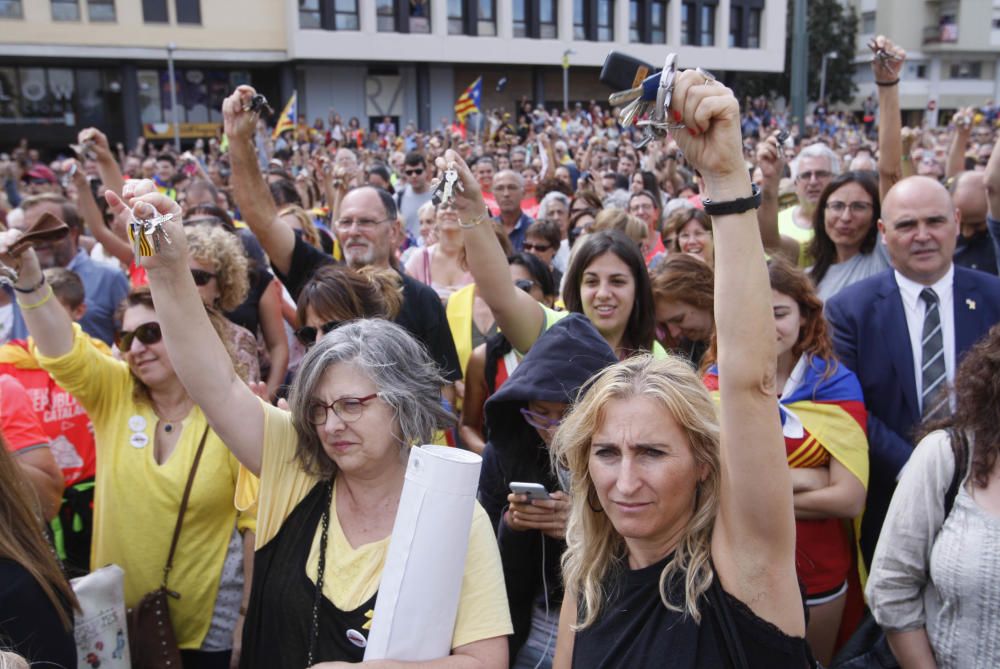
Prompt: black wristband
<box><xmin>701</xmin><ymin>184</ymin><xmax>762</xmax><ymax>216</ymax></box>
<box><xmin>875</xmin><ymin>79</ymin><xmax>900</xmax><ymax>87</ymax></box>
<box><xmin>12</xmin><ymin>274</ymin><xmax>45</xmax><ymax>294</ymax></box>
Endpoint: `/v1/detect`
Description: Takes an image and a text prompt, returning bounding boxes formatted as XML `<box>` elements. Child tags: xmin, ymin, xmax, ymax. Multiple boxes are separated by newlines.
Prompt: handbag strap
<box><xmin>161</xmin><ymin>424</ymin><xmax>210</xmax><ymax>589</ymax></box>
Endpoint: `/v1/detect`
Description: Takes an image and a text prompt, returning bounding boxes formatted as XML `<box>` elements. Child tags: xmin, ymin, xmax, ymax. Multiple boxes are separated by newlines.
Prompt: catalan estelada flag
<box><xmin>454</xmin><ymin>77</ymin><xmax>482</xmax><ymax>123</ymax></box>
<box><xmin>272</xmin><ymin>91</ymin><xmax>297</xmax><ymax>140</ymax></box>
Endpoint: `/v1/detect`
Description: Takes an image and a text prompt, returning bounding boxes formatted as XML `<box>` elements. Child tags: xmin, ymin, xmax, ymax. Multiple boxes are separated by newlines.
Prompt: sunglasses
<box><xmin>519</xmin><ymin>407</ymin><xmax>562</xmax><ymax>431</ymax></box>
<box><xmin>404</xmin><ymin>168</ymin><xmax>424</xmax><ymax>176</ymax></box>
<box><xmin>522</xmin><ymin>242</ymin><xmax>552</xmax><ymax>253</ymax></box>
<box><xmin>515</xmin><ymin>278</ymin><xmax>538</xmax><ymax>293</ymax></box>
<box><xmin>117</xmin><ymin>322</ymin><xmax>162</xmax><ymax>352</ymax></box>
<box><xmin>294</xmin><ymin>320</ymin><xmax>343</xmax><ymax>347</ymax></box>
<box><xmin>190</xmin><ymin>269</ymin><xmax>217</xmax><ymax>286</ymax></box>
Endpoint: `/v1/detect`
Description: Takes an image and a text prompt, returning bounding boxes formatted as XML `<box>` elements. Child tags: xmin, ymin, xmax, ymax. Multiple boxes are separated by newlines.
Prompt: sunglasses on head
<box><xmin>190</xmin><ymin>269</ymin><xmax>216</xmax><ymax>286</ymax></box>
<box><xmin>294</xmin><ymin>320</ymin><xmax>343</xmax><ymax>347</ymax></box>
<box><xmin>117</xmin><ymin>322</ymin><xmax>162</xmax><ymax>352</ymax></box>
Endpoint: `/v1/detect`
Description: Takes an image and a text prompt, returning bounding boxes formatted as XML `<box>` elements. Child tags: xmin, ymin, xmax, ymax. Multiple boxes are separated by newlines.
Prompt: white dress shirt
<box><xmin>894</xmin><ymin>265</ymin><xmax>956</xmax><ymax>413</ymax></box>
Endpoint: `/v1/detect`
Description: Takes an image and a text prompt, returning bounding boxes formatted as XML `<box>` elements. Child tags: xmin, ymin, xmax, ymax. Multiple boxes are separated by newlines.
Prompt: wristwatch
<box><xmin>701</xmin><ymin>184</ymin><xmax>762</xmax><ymax>216</ymax></box>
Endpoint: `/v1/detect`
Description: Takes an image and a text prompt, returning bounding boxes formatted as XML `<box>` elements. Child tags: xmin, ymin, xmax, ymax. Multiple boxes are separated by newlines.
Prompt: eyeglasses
<box><xmin>308</xmin><ymin>393</ymin><xmax>381</xmax><ymax>425</ymax></box>
<box><xmin>335</xmin><ymin>218</ymin><xmax>389</xmax><ymax>232</ymax></box>
<box><xmin>522</xmin><ymin>242</ymin><xmax>552</xmax><ymax>253</ymax></box>
<box><xmin>798</xmin><ymin>170</ymin><xmax>832</xmax><ymax>182</ymax></box>
<box><xmin>404</xmin><ymin>168</ymin><xmax>424</xmax><ymax>176</ymax></box>
<box><xmin>190</xmin><ymin>269</ymin><xmax>217</xmax><ymax>286</ymax></box>
<box><xmin>294</xmin><ymin>320</ymin><xmax>343</xmax><ymax>347</ymax></box>
<box><xmin>117</xmin><ymin>322</ymin><xmax>162</xmax><ymax>352</ymax></box>
<box><xmin>825</xmin><ymin>201</ymin><xmax>873</xmax><ymax>215</ymax></box>
<box><xmin>629</xmin><ymin>203</ymin><xmax>656</xmax><ymax>212</ymax></box>
<box><xmin>515</xmin><ymin>278</ymin><xmax>538</xmax><ymax>293</ymax></box>
<box><xmin>519</xmin><ymin>407</ymin><xmax>562</xmax><ymax>431</ymax></box>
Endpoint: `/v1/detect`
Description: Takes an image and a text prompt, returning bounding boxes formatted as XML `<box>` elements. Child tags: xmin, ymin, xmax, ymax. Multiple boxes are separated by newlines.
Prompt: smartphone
<box><xmin>510</xmin><ymin>482</ymin><xmax>552</xmax><ymax>501</ymax></box>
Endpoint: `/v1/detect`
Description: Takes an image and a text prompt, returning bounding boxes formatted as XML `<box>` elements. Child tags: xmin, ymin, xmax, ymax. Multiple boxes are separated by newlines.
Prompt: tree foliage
<box><xmin>730</xmin><ymin>0</ymin><xmax>859</xmax><ymax>105</ymax></box>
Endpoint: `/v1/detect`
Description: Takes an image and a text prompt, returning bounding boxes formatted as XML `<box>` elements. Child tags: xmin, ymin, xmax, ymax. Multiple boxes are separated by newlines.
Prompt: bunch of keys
<box><xmin>60</xmin><ymin>161</ymin><xmax>78</xmax><ymax>190</ymax></box>
<box><xmin>243</xmin><ymin>94</ymin><xmax>274</xmax><ymax>117</ymax></box>
<box><xmin>867</xmin><ymin>38</ymin><xmax>903</xmax><ymax>74</ymax></box>
<box><xmin>775</xmin><ymin>129</ymin><xmax>790</xmax><ymax>160</ymax></box>
<box><xmin>431</xmin><ymin>167</ymin><xmax>463</xmax><ymax>207</ymax></box>
<box><xmin>609</xmin><ymin>54</ymin><xmax>686</xmax><ymax>149</ymax></box>
<box><xmin>128</xmin><ymin>202</ymin><xmax>173</xmax><ymax>257</ymax></box>
<box><xmin>69</xmin><ymin>138</ymin><xmax>96</xmax><ymax>161</ymax></box>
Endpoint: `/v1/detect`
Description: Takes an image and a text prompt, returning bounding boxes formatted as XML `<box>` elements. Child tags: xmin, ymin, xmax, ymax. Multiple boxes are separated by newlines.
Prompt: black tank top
<box><xmin>240</xmin><ymin>481</ymin><xmax>378</xmax><ymax>669</ymax></box>
<box><xmin>571</xmin><ymin>555</ymin><xmax>812</xmax><ymax>669</ymax></box>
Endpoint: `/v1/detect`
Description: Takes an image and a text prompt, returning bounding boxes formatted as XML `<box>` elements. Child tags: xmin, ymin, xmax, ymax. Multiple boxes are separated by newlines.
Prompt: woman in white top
<box><xmin>403</xmin><ymin>200</ymin><xmax>474</xmax><ymax>302</ymax></box>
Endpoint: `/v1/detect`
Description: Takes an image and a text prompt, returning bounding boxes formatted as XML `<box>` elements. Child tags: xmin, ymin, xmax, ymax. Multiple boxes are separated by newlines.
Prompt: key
<box><xmin>776</xmin><ymin>130</ymin><xmax>790</xmax><ymax>160</ymax></box>
<box><xmin>654</xmin><ymin>53</ymin><xmax>678</xmax><ymax>127</ymax></box>
<box><xmin>867</xmin><ymin>38</ymin><xmax>902</xmax><ymax>75</ymax></box>
<box><xmin>441</xmin><ymin>169</ymin><xmax>460</xmax><ymax>204</ymax></box>
<box><xmin>244</xmin><ymin>94</ymin><xmax>274</xmax><ymax>117</ymax></box>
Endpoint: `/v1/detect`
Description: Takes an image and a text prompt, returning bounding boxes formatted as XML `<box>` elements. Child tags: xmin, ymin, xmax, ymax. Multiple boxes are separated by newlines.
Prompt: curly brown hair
<box><xmin>919</xmin><ymin>323</ymin><xmax>1000</xmax><ymax>488</ymax></box>
<box><xmin>185</xmin><ymin>223</ymin><xmax>249</xmax><ymax>312</ymax></box>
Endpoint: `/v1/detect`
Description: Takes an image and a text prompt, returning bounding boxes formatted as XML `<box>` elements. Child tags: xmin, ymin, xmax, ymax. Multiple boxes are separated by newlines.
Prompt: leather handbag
<box><xmin>128</xmin><ymin>426</ymin><xmax>209</xmax><ymax>669</ymax></box>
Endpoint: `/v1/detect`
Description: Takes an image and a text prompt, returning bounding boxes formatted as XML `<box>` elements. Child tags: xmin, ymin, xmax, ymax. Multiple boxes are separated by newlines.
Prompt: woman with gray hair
<box><xmin>537</xmin><ymin>191</ymin><xmax>571</xmax><ymax>272</ymax></box>
<box><xmin>118</xmin><ymin>183</ymin><xmax>513</xmax><ymax>668</ymax></box>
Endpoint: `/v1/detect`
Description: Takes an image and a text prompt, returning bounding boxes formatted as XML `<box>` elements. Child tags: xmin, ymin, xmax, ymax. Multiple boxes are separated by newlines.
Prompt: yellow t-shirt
<box><xmin>238</xmin><ymin>401</ymin><xmax>513</xmax><ymax>650</ymax></box>
<box><xmin>34</xmin><ymin>325</ymin><xmax>252</xmax><ymax>649</ymax></box>
<box><xmin>777</xmin><ymin>206</ymin><xmax>814</xmax><ymax>268</ymax></box>
<box><xmin>541</xmin><ymin>305</ymin><xmax>670</xmax><ymax>358</ymax></box>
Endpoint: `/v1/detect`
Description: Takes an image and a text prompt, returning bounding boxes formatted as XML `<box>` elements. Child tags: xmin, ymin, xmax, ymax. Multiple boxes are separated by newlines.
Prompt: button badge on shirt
<box><xmin>128</xmin><ymin>415</ymin><xmax>147</xmax><ymax>432</ymax></box>
<box><xmin>128</xmin><ymin>414</ymin><xmax>148</xmax><ymax>448</ymax></box>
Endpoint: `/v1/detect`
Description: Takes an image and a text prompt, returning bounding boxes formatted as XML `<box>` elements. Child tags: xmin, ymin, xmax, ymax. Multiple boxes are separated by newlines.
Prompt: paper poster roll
<box><xmin>363</xmin><ymin>444</ymin><xmax>483</xmax><ymax>661</ymax></box>
<box><xmin>71</xmin><ymin>564</ymin><xmax>131</xmax><ymax>669</ymax></box>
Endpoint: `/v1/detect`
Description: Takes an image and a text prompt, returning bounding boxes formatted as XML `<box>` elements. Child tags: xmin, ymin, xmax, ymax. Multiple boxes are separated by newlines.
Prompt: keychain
<box><xmin>128</xmin><ymin>202</ymin><xmax>173</xmax><ymax>257</ymax></box>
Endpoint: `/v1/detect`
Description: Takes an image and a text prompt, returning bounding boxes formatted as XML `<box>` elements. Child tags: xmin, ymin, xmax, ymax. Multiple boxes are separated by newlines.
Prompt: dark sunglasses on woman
<box><xmin>117</xmin><ymin>322</ymin><xmax>162</xmax><ymax>352</ymax></box>
<box><xmin>190</xmin><ymin>269</ymin><xmax>217</xmax><ymax>286</ymax></box>
<box><xmin>294</xmin><ymin>320</ymin><xmax>343</xmax><ymax>347</ymax></box>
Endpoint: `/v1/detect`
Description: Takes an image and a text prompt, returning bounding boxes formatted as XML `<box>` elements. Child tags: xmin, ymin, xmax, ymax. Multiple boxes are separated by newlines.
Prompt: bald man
<box><xmin>825</xmin><ymin>175</ymin><xmax>1000</xmax><ymax>566</ymax></box>
<box><xmin>950</xmin><ymin>171</ymin><xmax>997</xmax><ymax>275</ymax></box>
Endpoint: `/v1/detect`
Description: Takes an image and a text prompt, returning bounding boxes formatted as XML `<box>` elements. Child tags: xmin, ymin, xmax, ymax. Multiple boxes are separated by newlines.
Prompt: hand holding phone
<box><xmin>510</xmin><ymin>481</ymin><xmax>552</xmax><ymax>501</ymax></box>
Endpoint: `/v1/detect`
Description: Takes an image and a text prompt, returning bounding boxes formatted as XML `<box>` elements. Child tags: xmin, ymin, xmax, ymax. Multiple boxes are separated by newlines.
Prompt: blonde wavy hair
<box><xmin>591</xmin><ymin>208</ymin><xmax>649</xmax><ymax>247</ymax></box>
<box><xmin>551</xmin><ymin>354</ymin><xmax>721</xmax><ymax>627</ymax></box>
<box><xmin>279</xmin><ymin>204</ymin><xmax>323</xmax><ymax>250</ymax></box>
<box><xmin>185</xmin><ymin>223</ymin><xmax>250</xmax><ymax>311</ymax></box>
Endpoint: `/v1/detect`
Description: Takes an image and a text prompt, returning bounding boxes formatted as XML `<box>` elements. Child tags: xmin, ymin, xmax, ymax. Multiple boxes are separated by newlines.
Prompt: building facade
<box><xmin>850</xmin><ymin>0</ymin><xmax>1000</xmax><ymax>124</ymax></box>
<box><xmin>1</xmin><ymin>0</ymin><xmax>785</xmax><ymax>150</ymax></box>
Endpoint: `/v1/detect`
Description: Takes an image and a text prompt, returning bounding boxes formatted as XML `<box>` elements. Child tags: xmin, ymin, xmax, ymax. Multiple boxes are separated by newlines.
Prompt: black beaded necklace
<box><xmin>306</xmin><ymin>479</ymin><xmax>334</xmax><ymax>667</ymax></box>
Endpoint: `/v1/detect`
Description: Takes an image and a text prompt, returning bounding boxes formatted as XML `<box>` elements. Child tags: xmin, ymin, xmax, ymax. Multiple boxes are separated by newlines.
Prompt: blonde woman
<box><xmin>403</xmin><ymin>200</ymin><xmax>474</xmax><ymax>302</ymax></box>
<box><xmin>278</xmin><ymin>204</ymin><xmax>323</xmax><ymax>250</ymax></box>
<box><xmin>548</xmin><ymin>73</ymin><xmax>811</xmax><ymax>667</ymax></box>
<box><xmin>186</xmin><ymin>223</ymin><xmax>260</xmax><ymax>383</ymax></box>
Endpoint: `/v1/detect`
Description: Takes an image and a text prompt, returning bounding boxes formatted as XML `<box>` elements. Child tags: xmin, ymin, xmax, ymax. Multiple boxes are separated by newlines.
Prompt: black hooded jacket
<box><xmin>478</xmin><ymin>314</ymin><xmax>617</xmax><ymax>661</ymax></box>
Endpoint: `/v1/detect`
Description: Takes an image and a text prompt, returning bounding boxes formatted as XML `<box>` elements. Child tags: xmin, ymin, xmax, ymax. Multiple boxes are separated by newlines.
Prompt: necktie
<box><xmin>920</xmin><ymin>288</ymin><xmax>948</xmax><ymax>420</ymax></box>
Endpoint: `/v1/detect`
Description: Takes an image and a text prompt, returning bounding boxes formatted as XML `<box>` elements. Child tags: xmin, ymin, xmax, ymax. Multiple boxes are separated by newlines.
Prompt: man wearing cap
<box><xmin>22</xmin><ymin>165</ymin><xmax>61</xmax><ymax>197</ymax></box>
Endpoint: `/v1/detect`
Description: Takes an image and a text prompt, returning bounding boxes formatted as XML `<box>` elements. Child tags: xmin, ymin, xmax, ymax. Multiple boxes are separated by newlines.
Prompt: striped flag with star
<box><xmin>454</xmin><ymin>77</ymin><xmax>482</xmax><ymax>123</ymax></box>
<box><xmin>272</xmin><ymin>91</ymin><xmax>297</xmax><ymax>140</ymax></box>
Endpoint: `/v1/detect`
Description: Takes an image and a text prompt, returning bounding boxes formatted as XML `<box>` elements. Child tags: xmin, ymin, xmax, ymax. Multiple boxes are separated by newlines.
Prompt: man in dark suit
<box><xmin>826</xmin><ymin>175</ymin><xmax>1000</xmax><ymax>566</ymax></box>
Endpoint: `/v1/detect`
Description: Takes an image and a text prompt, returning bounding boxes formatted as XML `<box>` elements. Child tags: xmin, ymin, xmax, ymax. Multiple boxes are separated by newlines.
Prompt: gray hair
<box><xmin>494</xmin><ymin>169</ymin><xmax>524</xmax><ymax>190</ymax></box>
<box><xmin>538</xmin><ymin>191</ymin><xmax>571</xmax><ymax>219</ymax></box>
<box><xmin>790</xmin><ymin>143</ymin><xmax>841</xmax><ymax>181</ymax></box>
<box><xmin>287</xmin><ymin>319</ymin><xmax>455</xmax><ymax>477</ymax></box>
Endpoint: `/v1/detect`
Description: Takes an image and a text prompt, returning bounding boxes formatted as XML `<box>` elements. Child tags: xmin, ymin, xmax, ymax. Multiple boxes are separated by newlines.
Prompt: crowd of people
<box><xmin>1</xmin><ymin>33</ymin><xmax>1000</xmax><ymax>669</ymax></box>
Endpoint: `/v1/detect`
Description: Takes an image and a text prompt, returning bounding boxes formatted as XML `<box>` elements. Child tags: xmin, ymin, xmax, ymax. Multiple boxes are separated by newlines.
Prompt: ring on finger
<box><xmin>695</xmin><ymin>67</ymin><xmax>718</xmax><ymax>85</ymax></box>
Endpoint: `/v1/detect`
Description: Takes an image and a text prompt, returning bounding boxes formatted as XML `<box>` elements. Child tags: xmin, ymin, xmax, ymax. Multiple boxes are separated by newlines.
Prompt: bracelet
<box><xmin>701</xmin><ymin>184</ymin><xmax>762</xmax><ymax>216</ymax></box>
<box><xmin>875</xmin><ymin>79</ymin><xmax>900</xmax><ymax>87</ymax></box>
<box><xmin>12</xmin><ymin>274</ymin><xmax>45</xmax><ymax>294</ymax></box>
<box><xmin>16</xmin><ymin>284</ymin><xmax>54</xmax><ymax>311</ymax></box>
<box><xmin>459</xmin><ymin>212</ymin><xmax>491</xmax><ymax>229</ymax></box>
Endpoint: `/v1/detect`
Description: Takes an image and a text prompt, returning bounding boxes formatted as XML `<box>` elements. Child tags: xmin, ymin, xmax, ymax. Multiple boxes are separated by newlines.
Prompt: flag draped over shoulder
<box><xmin>454</xmin><ymin>77</ymin><xmax>482</xmax><ymax>123</ymax></box>
<box><xmin>272</xmin><ymin>92</ymin><xmax>297</xmax><ymax>140</ymax></box>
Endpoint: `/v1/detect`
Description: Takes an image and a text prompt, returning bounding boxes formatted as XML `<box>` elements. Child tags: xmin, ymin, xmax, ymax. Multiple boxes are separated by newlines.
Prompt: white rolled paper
<box><xmin>71</xmin><ymin>564</ymin><xmax>131</xmax><ymax>668</ymax></box>
<box><xmin>363</xmin><ymin>444</ymin><xmax>483</xmax><ymax>661</ymax></box>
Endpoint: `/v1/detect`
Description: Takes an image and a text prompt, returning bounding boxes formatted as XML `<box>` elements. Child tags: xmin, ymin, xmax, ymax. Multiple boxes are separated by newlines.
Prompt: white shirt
<box><xmin>894</xmin><ymin>265</ymin><xmax>955</xmax><ymax>412</ymax></box>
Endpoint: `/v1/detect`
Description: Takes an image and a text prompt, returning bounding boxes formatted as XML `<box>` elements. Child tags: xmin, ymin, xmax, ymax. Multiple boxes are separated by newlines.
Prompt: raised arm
<box><xmin>669</xmin><ymin>70</ymin><xmax>803</xmax><ymax>636</ymax></box>
<box><xmin>66</xmin><ymin>159</ymin><xmax>135</xmax><ymax>267</ymax></box>
<box><xmin>108</xmin><ymin>181</ymin><xmax>265</xmax><ymax>475</ymax></box>
<box><xmin>223</xmin><ymin>86</ymin><xmax>296</xmax><ymax>276</ymax></box>
<box><xmin>78</xmin><ymin>127</ymin><xmax>125</xmax><ymax>197</ymax></box>
<box><xmin>755</xmin><ymin>133</ymin><xmax>800</xmax><ymax>262</ymax></box>
<box><xmin>872</xmin><ymin>35</ymin><xmax>907</xmax><ymax>201</ymax></box>
<box><xmin>0</xmin><ymin>237</ymin><xmax>75</xmax><ymax>359</ymax></box>
<box><xmin>438</xmin><ymin>157</ymin><xmax>545</xmax><ymax>354</ymax></box>
<box><xmin>945</xmin><ymin>108</ymin><xmax>973</xmax><ymax>180</ymax></box>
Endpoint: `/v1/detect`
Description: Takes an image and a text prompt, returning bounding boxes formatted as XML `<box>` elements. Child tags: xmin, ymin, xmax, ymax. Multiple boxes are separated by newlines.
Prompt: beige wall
<box><xmin>2</xmin><ymin>0</ymin><xmax>286</xmax><ymax>51</ymax></box>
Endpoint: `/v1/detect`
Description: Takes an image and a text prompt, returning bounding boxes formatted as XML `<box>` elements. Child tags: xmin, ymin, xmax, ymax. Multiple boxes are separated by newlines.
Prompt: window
<box><xmin>51</xmin><ymin>0</ymin><xmax>80</xmax><ymax>21</ymax></box>
<box><xmin>0</xmin><ymin>0</ymin><xmax>22</xmax><ymax>18</ymax></box>
<box><xmin>447</xmin><ymin>0</ymin><xmax>463</xmax><ymax>33</ymax></box>
<box><xmin>949</xmin><ymin>61</ymin><xmax>982</xmax><ymax>79</ymax></box>
<box><xmin>914</xmin><ymin>64</ymin><xmax>927</xmax><ymax>79</ymax></box>
<box><xmin>514</xmin><ymin>0</ymin><xmax>527</xmax><ymax>36</ymax></box>
<box><xmin>175</xmin><ymin>0</ymin><xmax>199</xmax><ymax>24</ymax></box>
<box><xmin>748</xmin><ymin>7</ymin><xmax>760</xmax><ymax>48</ymax></box>
<box><xmin>861</xmin><ymin>10</ymin><xmax>875</xmax><ymax>34</ymax></box>
<box><xmin>477</xmin><ymin>0</ymin><xmax>495</xmax><ymax>35</ymax></box>
<box><xmin>681</xmin><ymin>2</ymin><xmax>693</xmax><ymax>45</ymax></box>
<box><xmin>597</xmin><ymin>0</ymin><xmax>613</xmax><ymax>40</ymax></box>
<box><xmin>699</xmin><ymin>4</ymin><xmax>714</xmax><ymax>45</ymax></box>
<box><xmin>729</xmin><ymin>6</ymin><xmax>741</xmax><ymax>46</ymax></box>
<box><xmin>629</xmin><ymin>0</ymin><xmax>639</xmax><ymax>41</ymax></box>
<box><xmin>142</xmin><ymin>0</ymin><xmax>167</xmax><ymax>22</ymax></box>
<box><xmin>299</xmin><ymin>0</ymin><xmax>320</xmax><ymax>28</ymax></box>
<box><xmin>376</xmin><ymin>0</ymin><xmax>394</xmax><ymax>31</ymax></box>
<box><xmin>574</xmin><ymin>0</ymin><xmax>585</xmax><ymax>39</ymax></box>
<box><xmin>650</xmin><ymin>1</ymin><xmax>665</xmax><ymax>43</ymax></box>
<box><xmin>409</xmin><ymin>0</ymin><xmax>430</xmax><ymax>33</ymax></box>
<box><xmin>87</xmin><ymin>0</ymin><xmax>115</xmax><ymax>21</ymax></box>
<box><xmin>334</xmin><ymin>0</ymin><xmax>359</xmax><ymax>30</ymax></box>
<box><xmin>539</xmin><ymin>0</ymin><xmax>556</xmax><ymax>37</ymax></box>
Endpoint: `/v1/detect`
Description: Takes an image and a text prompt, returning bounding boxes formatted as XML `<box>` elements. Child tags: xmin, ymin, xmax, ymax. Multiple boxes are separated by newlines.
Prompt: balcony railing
<box><xmin>923</xmin><ymin>22</ymin><xmax>959</xmax><ymax>45</ymax></box>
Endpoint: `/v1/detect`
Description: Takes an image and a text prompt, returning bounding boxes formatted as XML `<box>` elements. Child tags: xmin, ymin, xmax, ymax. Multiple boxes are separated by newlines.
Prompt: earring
<box><xmin>587</xmin><ymin>487</ymin><xmax>604</xmax><ymax>514</ymax></box>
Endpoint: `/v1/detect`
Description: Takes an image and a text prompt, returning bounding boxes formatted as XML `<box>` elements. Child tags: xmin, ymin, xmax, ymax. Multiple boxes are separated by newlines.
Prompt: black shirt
<box><xmin>572</xmin><ymin>555</ymin><xmax>811</xmax><ymax>669</ymax></box>
<box><xmin>274</xmin><ymin>236</ymin><xmax>462</xmax><ymax>382</ymax></box>
<box><xmin>953</xmin><ymin>227</ymin><xmax>998</xmax><ymax>276</ymax></box>
<box><xmin>0</xmin><ymin>558</ymin><xmax>76</xmax><ymax>669</ymax></box>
